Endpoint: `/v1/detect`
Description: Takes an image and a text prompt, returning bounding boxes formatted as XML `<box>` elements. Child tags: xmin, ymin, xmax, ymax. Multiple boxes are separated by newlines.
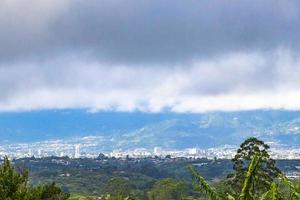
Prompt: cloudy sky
<box><xmin>1</xmin><ymin>0</ymin><xmax>300</xmax><ymax>112</ymax></box>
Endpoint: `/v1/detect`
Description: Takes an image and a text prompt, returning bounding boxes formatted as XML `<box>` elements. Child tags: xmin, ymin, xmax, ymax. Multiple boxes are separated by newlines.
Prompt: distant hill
<box><xmin>0</xmin><ymin>109</ymin><xmax>300</xmax><ymax>149</ymax></box>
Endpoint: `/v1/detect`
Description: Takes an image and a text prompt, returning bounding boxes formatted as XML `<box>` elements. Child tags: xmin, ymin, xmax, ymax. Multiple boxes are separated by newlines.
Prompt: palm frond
<box><xmin>187</xmin><ymin>165</ymin><xmax>221</xmax><ymax>200</ymax></box>
<box><xmin>279</xmin><ymin>174</ymin><xmax>300</xmax><ymax>199</ymax></box>
<box><xmin>239</xmin><ymin>155</ymin><xmax>260</xmax><ymax>200</ymax></box>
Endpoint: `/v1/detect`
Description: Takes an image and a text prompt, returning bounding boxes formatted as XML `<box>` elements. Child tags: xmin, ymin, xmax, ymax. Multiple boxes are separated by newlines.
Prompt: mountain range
<box><xmin>0</xmin><ymin>110</ymin><xmax>300</xmax><ymax>150</ymax></box>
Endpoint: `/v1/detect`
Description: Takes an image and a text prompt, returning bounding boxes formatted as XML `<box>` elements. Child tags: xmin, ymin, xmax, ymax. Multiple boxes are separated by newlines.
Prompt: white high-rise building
<box><xmin>153</xmin><ymin>147</ymin><xmax>162</xmax><ymax>156</ymax></box>
<box><xmin>28</xmin><ymin>149</ymin><xmax>32</xmax><ymax>157</ymax></box>
<box><xmin>74</xmin><ymin>144</ymin><xmax>80</xmax><ymax>158</ymax></box>
<box><xmin>188</xmin><ymin>148</ymin><xmax>198</xmax><ymax>155</ymax></box>
<box><xmin>110</xmin><ymin>149</ymin><xmax>123</xmax><ymax>158</ymax></box>
<box><xmin>38</xmin><ymin>149</ymin><xmax>42</xmax><ymax>158</ymax></box>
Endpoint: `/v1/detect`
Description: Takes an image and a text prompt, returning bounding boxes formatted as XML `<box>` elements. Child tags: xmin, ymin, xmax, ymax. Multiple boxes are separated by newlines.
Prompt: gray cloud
<box><xmin>1</xmin><ymin>1</ymin><xmax>300</xmax><ymax>112</ymax></box>
<box><xmin>1</xmin><ymin>50</ymin><xmax>300</xmax><ymax>112</ymax></box>
<box><xmin>1</xmin><ymin>0</ymin><xmax>300</xmax><ymax>64</ymax></box>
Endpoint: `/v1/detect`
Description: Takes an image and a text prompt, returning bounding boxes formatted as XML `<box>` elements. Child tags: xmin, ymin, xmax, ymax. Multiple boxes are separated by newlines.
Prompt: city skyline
<box><xmin>1</xmin><ymin>137</ymin><xmax>300</xmax><ymax>160</ymax></box>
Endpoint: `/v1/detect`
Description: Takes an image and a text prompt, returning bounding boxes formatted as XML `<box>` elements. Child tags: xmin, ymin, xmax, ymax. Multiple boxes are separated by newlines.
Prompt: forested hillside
<box><xmin>1</xmin><ymin>138</ymin><xmax>299</xmax><ymax>199</ymax></box>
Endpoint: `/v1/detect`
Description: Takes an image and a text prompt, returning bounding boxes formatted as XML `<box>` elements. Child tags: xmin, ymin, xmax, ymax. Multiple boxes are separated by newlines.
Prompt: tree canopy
<box><xmin>0</xmin><ymin>157</ymin><xmax>69</xmax><ymax>200</ymax></box>
<box><xmin>227</xmin><ymin>137</ymin><xmax>281</xmax><ymax>197</ymax></box>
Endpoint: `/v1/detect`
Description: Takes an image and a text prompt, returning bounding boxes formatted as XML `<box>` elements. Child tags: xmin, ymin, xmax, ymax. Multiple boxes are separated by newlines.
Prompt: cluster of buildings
<box><xmin>109</xmin><ymin>146</ymin><xmax>237</xmax><ymax>159</ymax></box>
<box><xmin>0</xmin><ymin>140</ymin><xmax>300</xmax><ymax>160</ymax></box>
<box><xmin>0</xmin><ymin>142</ymin><xmax>83</xmax><ymax>159</ymax></box>
<box><xmin>270</xmin><ymin>148</ymin><xmax>300</xmax><ymax>159</ymax></box>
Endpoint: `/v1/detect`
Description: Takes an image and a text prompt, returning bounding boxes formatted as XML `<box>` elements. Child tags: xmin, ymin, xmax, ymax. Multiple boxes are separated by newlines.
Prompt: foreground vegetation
<box><xmin>188</xmin><ymin>156</ymin><xmax>300</xmax><ymax>200</ymax></box>
<box><xmin>0</xmin><ymin>157</ymin><xmax>69</xmax><ymax>199</ymax></box>
<box><xmin>1</xmin><ymin>138</ymin><xmax>299</xmax><ymax>199</ymax></box>
<box><xmin>184</xmin><ymin>138</ymin><xmax>300</xmax><ymax>200</ymax></box>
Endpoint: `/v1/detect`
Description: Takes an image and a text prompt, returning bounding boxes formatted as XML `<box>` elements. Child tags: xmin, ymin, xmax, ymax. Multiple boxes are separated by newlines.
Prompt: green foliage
<box><xmin>187</xmin><ymin>165</ymin><xmax>221</xmax><ymax>200</ymax></box>
<box><xmin>1</xmin><ymin>138</ymin><xmax>299</xmax><ymax>200</ymax></box>
<box><xmin>239</xmin><ymin>155</ymin><xmax>261</xmax><ymax>200</ymax></box>
<box><xmin>37</xmin><ymin>182</ymin><xmax>70</xmax><ymax>200</ymax></box>
<box><xmin>0</xmin><ymin>156</ymin><xmax>69</xmax><ymax>200</ymax></box>
<box><xmin>99</xmin><ymin>194</ymin><xmax>135</xmax><ymax>200</ymax></box>
<box><xmin>259</xmin><ymin>182</ymin><xmax>279</xmax><ymax>200</ymax></box>
<box><xmin>69</xmin><ymin>195</ymin><xmax>92</xmax><ymax>200</ymax></box>
<box><xmin>188</xmin><ymin>159</ymin><xmax>266</xmax><ymax>200</ymax></box>
<box><xmin>69</xmin><ymin>194</ymin><xmax>104</xmax><ymax>200</ymax></box>
<box><xmin>147</xmin><ymin>178</ymin><xmax>188</xmax><ymax>200</ymax></box>
<box><xmin>228</xmin><ymin>137</ymin><xmax>281</xmax><ymax>197</ymax></box>
<box><xmin>188</xmin><ymin>154</ymin><xmax>300</xmax><ymax>200</ymax></box>
<box><xmin>0</xmin><ymin>156</ymin><xmax>30</xmax><ymax>199</ymax></box>
<box><xmin>279</xmin><ymin>174</ymin><xmax>300</xmax><ymax>200</ymax></box>
<box><xmin>102</xmin><ymin>177</ymin><xmax>142</xmax><ymax>199</ymax></box>
<box><xmin>103</xmin><ymin>177</ymin><xmax>130</xmax><ymax>196</ymax></box>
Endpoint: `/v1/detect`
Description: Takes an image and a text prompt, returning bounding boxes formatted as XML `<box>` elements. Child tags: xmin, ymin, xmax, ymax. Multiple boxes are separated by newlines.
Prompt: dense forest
<box><xmin>1</xmin><ymin>138</ymin><xmax>299</xmax><ymax>199</ymax></box>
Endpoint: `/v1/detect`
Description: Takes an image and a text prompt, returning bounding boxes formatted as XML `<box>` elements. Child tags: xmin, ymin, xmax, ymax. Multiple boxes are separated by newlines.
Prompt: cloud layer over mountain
<box><xmin>1</xmin><ymin>0</ymin><xmax>300</xmax><ymax>112</ymax></box>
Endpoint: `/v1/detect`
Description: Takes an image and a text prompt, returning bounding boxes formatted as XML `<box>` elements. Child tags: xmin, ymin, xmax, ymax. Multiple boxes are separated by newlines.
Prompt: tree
<box><xmin>0</xmin><ymin>156</ymin><xmax>36</xmax><ymax>200</ymax></box>
<box><xmin>147</xmin><ymin>178</ymin><xmax>187</xmax><ymax>200</ymax></box>
<box><xmin>227</xmin><ymin>137</ymin><xmax>281</xmax><ymax>197</ymax></box>
<box><xmin>187</xmin><ymin>165</ymin><xmax>221</xmax><ymax>200</ymax></box>
<box><xmin>103</xmin><ymin>177</ymin><xmax>131</xmax><ymax>198</ymax></box>
<box><xmin>278</xmin><ymin>175</ymin><xmax>300</xmax><ymax>200</ymax></box>
<box><xmin>0</xmin><ymin>156</ymin><xmax>69</xmax><ymax>200</ymax></box>
<box><xmin>97</xmin><ymin>153</ymin><xmax>106</xmax><ymax>160</ymax></box>
<box><xmin>38</xmin><ymin>182</ymin><xmax>70</xmax><ymax>200</ymax></box>
<box><xmin>99</xmin><ymin>194</ymin><xmax>135</xmax><ymax>200</ymax></box>
<box><xmin>238</xmin><ymin>155</ymin><xmax>261</xmax><ymax>200</ymax></box>
<box><xmin>188</xmin><ymin>154</ymin><xmax>300</xmax><ymax>200</ymax></box>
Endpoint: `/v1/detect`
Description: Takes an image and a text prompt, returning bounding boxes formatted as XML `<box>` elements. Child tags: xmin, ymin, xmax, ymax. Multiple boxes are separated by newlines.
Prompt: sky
<box><xmin>1</xmin><ymin>0</ymin><xmax>300</xmax><ymax>112</ymax></box>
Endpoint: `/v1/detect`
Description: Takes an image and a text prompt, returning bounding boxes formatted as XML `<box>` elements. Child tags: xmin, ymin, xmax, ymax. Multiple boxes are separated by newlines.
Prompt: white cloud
<box><xmin>1</xmin><ymin>1</ymin><xmax>300</xmax><ymax>112</ymax></box>
<box><xmin>1</xmin><ymin>49</ymin><xmax>300</xmax><ymax>112</ymax></box>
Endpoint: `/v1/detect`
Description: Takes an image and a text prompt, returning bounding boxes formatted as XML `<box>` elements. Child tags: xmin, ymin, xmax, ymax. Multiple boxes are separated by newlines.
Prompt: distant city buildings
<box><xmin>74</xmin><ymin>144</ymin><xmax>80</xmax><ymax>158</ymax></box>
<box><xmin>153</xmin><ymin>147</ymin><xmax>162</xmax><ymax>156</ymax></box>
<box><xmin>0</xmin><ymin>139</ymin><xmax>299</xmax><ymax>160</ymax></box>
<box><xmin>28</xmin><ymin>148</ymin><xmax>32</xmax><ymax>157</ymax></box>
